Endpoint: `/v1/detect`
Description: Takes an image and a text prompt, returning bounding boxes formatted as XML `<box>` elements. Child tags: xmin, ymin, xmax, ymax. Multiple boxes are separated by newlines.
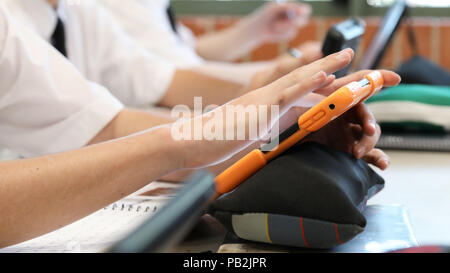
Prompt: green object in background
<box><xmin>366</xmin><ymin>84</ymin><xmax>450</xmax><ymax>133</ymax></box>
<box><xmin>366</xmin><ymin>84</ymin><xmax>450</xmax><ymax>106</ymax></box>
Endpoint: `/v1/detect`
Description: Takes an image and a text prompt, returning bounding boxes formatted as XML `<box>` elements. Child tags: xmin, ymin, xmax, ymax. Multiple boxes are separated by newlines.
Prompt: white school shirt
<box><xmin>3</xmin><ymin>0</ymin><xmax>176</xmax><ymax>108</ymax></box>
<box><xmin>98</xmin><ymin>0</ymin><xmax>204</xmax><ymax>68</ymax></box>
<box><xmin>98</xmin><ymin>0</ymin><xmax>273</xmax><ymax>84</ymax></box>
<box><xmin>0</xmin><ymin>6</ymin><xmax>123</xmax><ymax>158</ymax></box>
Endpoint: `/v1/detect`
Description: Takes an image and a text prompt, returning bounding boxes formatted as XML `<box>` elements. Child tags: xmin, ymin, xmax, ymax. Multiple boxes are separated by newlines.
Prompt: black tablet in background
<box><xmin>358</xmin><ymin>0</ymin><xmax>407</xmax><ymax>70</ymax></box>
<box><xmin>321</xmin><ymin>17</ymin><xmax>366</xmax><ymax>78</ymax></box>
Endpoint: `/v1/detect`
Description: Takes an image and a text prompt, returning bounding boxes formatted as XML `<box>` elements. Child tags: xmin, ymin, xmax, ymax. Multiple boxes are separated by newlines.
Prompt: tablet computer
<box><xmin>322</xmin><ymin>17</ymin><xmax>366</xmax><ymax>78</ymax></box>
<box><xmin>358</xmin><ymin>0</ymin><xmax>408</xmax><ymax>70</ymax></box>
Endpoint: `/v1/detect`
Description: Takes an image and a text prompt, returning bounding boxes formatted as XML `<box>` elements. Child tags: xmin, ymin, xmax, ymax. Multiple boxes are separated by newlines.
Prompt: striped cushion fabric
<box><xmin>208</xmin><ymin>142</ymin><xmax>384</xmax><ymax>249</ymax></box>
<box><xmin>366</xmin><ymin>84</ymin><xmax>450</xmax><ymax>133</ymax></box>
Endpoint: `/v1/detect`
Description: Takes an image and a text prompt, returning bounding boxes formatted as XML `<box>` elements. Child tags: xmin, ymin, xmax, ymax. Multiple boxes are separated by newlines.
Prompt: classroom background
<box><xmin>173</xmin><ymin>0</ymin><xmax>450</xmax><ymax>70</ymax></box>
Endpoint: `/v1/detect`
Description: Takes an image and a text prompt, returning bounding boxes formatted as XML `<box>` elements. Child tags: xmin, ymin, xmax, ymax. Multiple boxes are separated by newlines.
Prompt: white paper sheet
<box><xmin>0</xmin><ymin>181</ymin><xmax>181</xmax><ymax>253</ymax></box>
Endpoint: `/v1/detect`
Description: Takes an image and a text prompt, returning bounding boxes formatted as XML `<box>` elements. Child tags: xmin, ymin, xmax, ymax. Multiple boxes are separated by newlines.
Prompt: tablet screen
<box><xmin>358</xmin><ymin>0</ymin><xmax>408</xmax><ymax>70</ymax></box>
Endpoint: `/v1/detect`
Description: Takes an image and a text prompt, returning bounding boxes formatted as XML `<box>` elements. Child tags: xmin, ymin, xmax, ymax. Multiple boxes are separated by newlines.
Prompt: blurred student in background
<box><xmin>98</xmin><ymin>0</ymin><xmax>323</xmax><ymax>85</ymax></box>
<box><xmin>4</xmin><ymin>0</ymin><xmax>319</xmax><ymax>112</ymax></box>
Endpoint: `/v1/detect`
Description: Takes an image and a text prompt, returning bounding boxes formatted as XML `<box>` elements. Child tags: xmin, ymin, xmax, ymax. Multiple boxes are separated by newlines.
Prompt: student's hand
<box><xmin>239</xmin><ymin>2</ymin><xmax>312</xmax><ymax>45</ymax></box>
<box><xmin>292</xmin><ymin>41</ymin><xmax>323</xmax><ymax>65</ymax></box>
<box><xmin>196</xmin><ymin>3</ymin><xmax>311</xmax><ymax>61</ymax></box>
<box><xmin>179</xmin><ymin>49</ymin><xmax>354</xmax><ymax>169</ymax></box>
<box><xmin>245</xmin><ymin>57</ymin><xmax>307</xmax><ymax>93</ymax></box>
<box><xmin>303</xmin><ymin>104</ymin><xmax>389</xmax><ymax>169</ymax></box>
<box><xmin>284</xmin><ymin>70</ymin><xmax>401</xmax><ymax>170</ymax></box>
<box><xmin>245</xmin><ymin>41</ymin><xmax>323</xmax><ymax>93</ymax></box>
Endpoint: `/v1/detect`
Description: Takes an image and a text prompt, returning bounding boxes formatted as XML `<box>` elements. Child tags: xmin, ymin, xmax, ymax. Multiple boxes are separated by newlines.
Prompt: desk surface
<box><xmin>369</xmin><ymin>150</ymin><xmax>450</xmax><ymax>246</ymax></box>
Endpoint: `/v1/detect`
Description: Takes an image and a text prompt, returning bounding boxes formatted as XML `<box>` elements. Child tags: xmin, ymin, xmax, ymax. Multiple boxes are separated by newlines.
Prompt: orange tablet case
<box><xmin>214</xmin><ymin>71</ymin><xmax>384</xmax><ymax>196</ymax></box>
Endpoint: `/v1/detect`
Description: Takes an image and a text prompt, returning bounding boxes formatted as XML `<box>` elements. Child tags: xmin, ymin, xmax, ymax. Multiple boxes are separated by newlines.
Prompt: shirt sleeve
<box><xmin>0</xmin><ymin>7</ymin><xmax>124</xmax><ymax>158</ymax></box>
<box><xmin>97</xmin><ymin>0</ymin><xmax>203</xmax><ymax>68</ymax></box>
<box><xmin>78</xmin><ymin>1</ymin><xmax>177</xmax><ymax>108</ymax></box>
<box><xmin>178</xmin><ymin>23</ymin><xmax>198</xmax><ymax>49</ymax></box>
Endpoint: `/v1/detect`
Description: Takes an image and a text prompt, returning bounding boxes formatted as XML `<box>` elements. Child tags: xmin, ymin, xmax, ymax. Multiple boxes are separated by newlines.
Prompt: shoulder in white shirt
<box><xmin>4</xmin><ymin>0</ymin><xmax>176</xmax><ymax>108</ymax></box>
<box><xmin>98</xmin><ymin>0</ymin><xmax>204</xmax><ymax>68</ymax></box>
<box><xmin>0</xmin><ymin>5</ymin><xmax>123</xmax><ymax>158</ymax></box>
<box><xmin>97</xmin><ymin>0</ymin><xmax>273</xmax><ymax>84</ymax></box>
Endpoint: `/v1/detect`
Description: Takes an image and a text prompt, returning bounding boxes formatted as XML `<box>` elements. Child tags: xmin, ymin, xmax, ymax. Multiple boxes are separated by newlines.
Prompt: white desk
<box><xmin>369</xmin><ymin>150</ymin><xmax>450</xmax><ymax>246</ymax></box>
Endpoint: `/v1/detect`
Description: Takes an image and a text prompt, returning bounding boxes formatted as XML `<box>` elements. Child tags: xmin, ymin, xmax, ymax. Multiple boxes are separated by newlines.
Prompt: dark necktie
<box><xmin>51</xmin><ymin>17</ymin><xmax>67</xmax><ymax>57</ymax></box>
<box><xmin>166</xmin><ymin>5</ymin><xmax>177</xmax><ymax>33</ymax></box>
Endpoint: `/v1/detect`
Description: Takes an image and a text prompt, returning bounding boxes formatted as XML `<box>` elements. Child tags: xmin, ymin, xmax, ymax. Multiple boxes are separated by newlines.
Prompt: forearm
<box><xmin>162</xmin><ymin>141</ymin><xmax>263</xmax><ymax>182</ymax></box>
<box><xmin>0</xmin><ymin>126</ymin><xmax>181</xmax><ymax>247</ymax></box>
<box><xmin>191</xmin><ymin>61</ymin><xmax>274</xmax><ymax>85</ymax></box>
<box><xmin>158</xmin><ymin>70</ymin><xmax>245</xmax><ymax>108</ymax></box>
<box><xmin>195</xmin><ymin>22</ymin><xmax>258</xmax><ymax>62</ymax></box>
<box><xmin>89</xmin><ymin>109</ymin><xmax>175</xmax><ymax>144</ymax></box>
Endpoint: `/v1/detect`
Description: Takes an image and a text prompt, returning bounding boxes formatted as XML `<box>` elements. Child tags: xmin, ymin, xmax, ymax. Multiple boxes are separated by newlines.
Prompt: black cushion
<box><xmin>397</xmin><ymin>55</ymin><xmax>450</xmax><ymax>86</ymax></box>
<box><xmin>208</xmin><ymin>142</ymin><xmax>384</xmax><ymax>249</ymax></box>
